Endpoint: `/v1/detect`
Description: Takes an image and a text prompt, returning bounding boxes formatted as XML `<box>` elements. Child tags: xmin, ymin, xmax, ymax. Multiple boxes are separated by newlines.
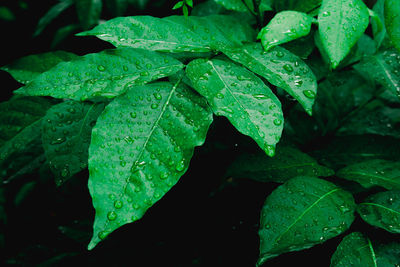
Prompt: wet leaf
<box><xmin>75</xmin><ymin>0</ymin><xmax>102</xmax><ymax>30</ymax></box>
<box><xmin>385</xmin><ymin>0</ymin><xmax>400</xmax><ymax>52</ymax></box>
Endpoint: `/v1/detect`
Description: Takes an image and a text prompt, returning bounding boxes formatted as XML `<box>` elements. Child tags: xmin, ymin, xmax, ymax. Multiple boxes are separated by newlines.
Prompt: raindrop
<box><xmin>273</xmin><ymin>118</ymin><xmax>282</xmax><ymax>126</ymax></box>
<box><xmin>107</xmin><ymin>211</ymin><xmax>117</xmax><ymax>221</ymax></box>
<box><xmin>114</xmin><ymin>200</ymin><xmax>123</xmax><ymax>209</ymax></box>
<box><xmin>303</xmin><ymin>90</ymin><xmax>316</xmax><ymax>99</ymax></box>
<box><xmin>97</xmin><ymin>65</ymin><xmax>106</xmax><ymax>72</ymax></box>
<box><xmin>283</xmin><ymin>64</ymin><xmax>294</xmax><ymax>72</ymax></box>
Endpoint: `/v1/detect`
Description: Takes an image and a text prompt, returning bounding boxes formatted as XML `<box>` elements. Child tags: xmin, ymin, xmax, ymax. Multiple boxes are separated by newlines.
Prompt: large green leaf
<box><xmin>274</xmin><ymin>0</ymin><xmax>321</xmax><ymax>13</ymax></box>
<box><xmin>385</xmin><ymin>0</ymin><xmax>400</xmax><ymax>52</ymax></box>
<box><xmin>358</xmin><ymin>190</ymin><xmax>400</xmax><ymax>234</ymax></box>
<box><xmin>14</xmin><ymin>48</ymin><xmax>184</xmax><ymax>101</ymax></box>
<box><xmin>317</xmin><ymin>0</ymin><xmax>369</xmax><ymax>68</ymax></box>
<box><xmin>186</xmin><ymin>58</ymin><xmax>283</xmax><ymax>156</ymax></box>
<box><xmin>34</xmin><ymin>0</ymin><xmax>74</xmax><ymax>36</ymax></box>
<box><xmin>223</xmin><ymin>43</ymin><xmax>317</xmax><ymax>115</ymax></box>
<box><xmin>257</xmin><ymin>176</ymin><xmax>356</xmax><ymax>265</ymax></box>
<box><xmin>330</xmin><ymin>232</ymin><xmax>377</xmax><ymax>267</ymax></box>
<box><xmin>1</xmin><ymin>51</ymin><xmax>78</xmax><ymax>84</ymax></box>
<box><xmin>77</xmin><ymin>15</ymin><xmax>255</xmax><ymax>52</ymax></box>
<box><xmin>42</xmin><ymin>101</ymin><xmax>105</xmax><ymax>185</ymax></box>
<box><xmin>354</xmin><ymin>48</ymin><xmax>400</xmax><ymax>98</ymax></box>
<box><xmin>337</xmin><ymin>159</ymin><xmax>400</xmax><ymax>190</ymax></box>
<box><xmin>87</xmin><ymin>81</ymin><xmax>213</xmax><ymax>249</ymax></box>
<box><xmin>226</xmin><ymin>146</ymin><xmax>333</xmax><ymax>183</ymax></box>
<box><xmin>311</xmin><ymin>135</ymin><xmax>400</xmax><ymax>170</ymax></box>
<box><xmin>75</xmin><ymin>0</ymin><xmax>102</xmax><ymax>30</ymax></box>
<box><xmin>259</xmin><ymin>11</ymin><xmax>314</xmax><ymax>51</ymax></box>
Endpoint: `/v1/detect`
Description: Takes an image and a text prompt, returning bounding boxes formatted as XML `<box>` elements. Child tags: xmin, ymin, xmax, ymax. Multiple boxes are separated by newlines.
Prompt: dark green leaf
<box><xmin>274</xmin><ymin>0</ymin><xmax>322</xmax><ymax>13</ymax></box>
<box><xmin>15</xmin><ymin>48</ymin><xmax>184</xmax><ymax>101</ymax></box>
<box><xmin>385</xmin><ymin>0</ymin><xmax>400</xmax><ymax>52</ymax></box>
<box><xmin>87</xmin><ymin>81</ymin><xmax>213</xmax><ymax>249</ymax></box>
<box><xmin>257</xmin><ymin>176</ymin><xmax>356</xmax><ymax>265</ymax></box>
<box><xmin>75</xmin><ymin>0</ymin><xmax>102</xmax><ymax>30</ymax></box>
<box><xmin>358</xmin><ymin>190</ymin><xmax>400</xmax><ymax>233</ymax></box>
<box><xmin>191</xmin><ymin>0</ymin><xmax>224</xmax><ymax>15</ymax></box>
<box><xmin>259</xmin><ymin>11</ymin><xmax>314</xmax><ymax>51</ymax></box>
<box><xmin>317</xmin><ymin>0</ymin><xmax>369</xmax><ymax>68</ymax></box>
<box><xmin>281</xmin><ymin>31</ymin><xmax>315</xmax><ymax>59</ymax></box>
<box><xmin>34</xmin><ymin>0</ymin><xmax>73</xmax><ymax>36</ymax></box>
<box><xmin>330</xmin><ymin>232</ymin><xmax>377</xmax><ymax>267</ymax></box>
<box><xmin>354</xmin><ymin>48</ymin><xmax>400</xmax><ymax>98</ymax></box>
<box><xmin>375</xmin><ymin>242</ymin><xmax>400</xmax><ymax>265</ymax></box>
<box><xmin>14</xmin><ymin>181</ymin><xmax>36</xmax><ymax>206</ymax></box>
<box><xmin>214</xmin><ymin>0</ymin><xmax>252</xmax><ymax>12</ymax></box>
<box><xmin>51</xmin><ymin>24</ymin><xmax>80</xmax><ymax>48</ymax></box>
<box><xmin>105</xmin><ymin>0</ymin><xmax>129</xmax><ymax>16</ymax></box>
<box><xmin>371</xmin><ymin>0</ymin><xmax>386</xmax><ymax>49</ymax></box>
<box><xmin>223</xmin><ymin>43</ymin><xmax>317</xmax><ymax>115</ymax></box>
<box><xmin>1</xmin><ymin>51</ymin><xmax>78</xmax><ymax>84</ymax></box>
<box><xmin>337</xmin><ymin>159</ymin><xmax>400</xmax><ymax>190</ymax></box>
<box><xmin>42</xmin><ymin>101</ymin><xmax>105</xmax><ymax>185</ymax></box>
<box><xmin>186</xmin><ymin>58</ymin><xmax>283</xmax><ymax>156</ymax></box>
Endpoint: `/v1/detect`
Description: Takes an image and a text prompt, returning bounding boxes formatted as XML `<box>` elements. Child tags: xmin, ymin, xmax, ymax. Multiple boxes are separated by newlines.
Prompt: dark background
<box><xmin>0</xmin><ymin>0</ymin><xmax>384</xmax><ymax>266</ymax></box>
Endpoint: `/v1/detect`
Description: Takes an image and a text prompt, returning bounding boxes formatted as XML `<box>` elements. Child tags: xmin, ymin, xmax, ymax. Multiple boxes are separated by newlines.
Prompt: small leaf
<box><xmin>317</xmin><ymin>0</ymin><xmax>369</xmax><ymax>68</ymax></box>
<box><xmin>223</xmin><ymin>43</ymin><xmax>317</xmax><ymax>115</ymax></box>
<box><xmin>259</xmin><ymin>11</ymin><xmax>314</xmax><ymax>51</ymax></box>
<box><xmin>358</xmin><ymin>190</ymin><xmax>400</xmax><ymax>234</ymax></box>
<box><xmin>226</xmin><ymin>146</ymin><xmax>333</xmax><ymax>183</ymax></box>
<box><xmin>186</xmin><ymin>58</ymin><xmax>283</xmax><ymax>157</ymax></box>
<box><xmin>385</xmin><ymin>0</ymin><xmax>400</xmax><ymax>52</ymax></box>
<box><xmin>337</xmin><ymin>159</ymin><xmax>400</xmax><ymax>190</ymax></box>
<box><xmin>354</xmin><ymin>48</ymin><xmax>400</xmax><ymax>98</ymax></box>
<box><xmin>14</xmin><ymin>48</ymin><xmax>184</xmax><ymax>101</ymax></box>
<box><xmin>88</xmin><ymin>81</ymin><xmax>213</xmax><ymax>249</ymax></box>
<box><xmin>172</xmin><ymin>1</ymin><xmax>184</xmax><ymax>9</ymax></box>
<box><xmin>34</xmin><ymin>0</ymin><xmax>73</xmax><ymax>36</ymax></box>
<box><xmin>330</xmin><ymin>232</ymin><xmax>377</xmax><ymax>267</ymax></box>
<box><xmin>257</xmin><ymin>176</ymin><xmax>356</xmax><ymax>265</ymax></box>
<box><xmin>75</xmin><ymin>0</ymin><xmax>102</xmax><ymax>30</ymax></box>
<box><xmin>1</xmin><ymin>51</ymin><xmax>78</xmax><ymax>84</ymax></box>
<box><xmin>42</xmin><ymin>101</ymin><xmax>105</xmax><ymax>185</ymax></box>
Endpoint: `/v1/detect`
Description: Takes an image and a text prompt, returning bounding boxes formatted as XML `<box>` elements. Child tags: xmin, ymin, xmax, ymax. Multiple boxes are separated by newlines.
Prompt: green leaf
<box><xmin>385</xmin><ymin>0</ymin><xmax>400</xmax><ymax>52</ymax></box>
<box><xmin>104</xmin><ymin>0</ymin><xmax>129</xmax><ymax>16</ymax></box>
<box><xmin>223</xmin><ymin>43</ymin><xmax>317</xmax><ymax>115</ymax></box>
<box><xmin>260</xmin><ymin>0</ymin><xmax>273</xmax><ymax>12</ymax></box>
<box><xmin>34</xmin><ymin>0</ymin><xmax>73</xmax><ymax>36</ymax></box>
<box><xmin>77</xmin><ymin>15</ymin><xmax>255</xmax><ymax>52</ymax></box>
<box><xmin>87</xmin><ymin>81</ymin><xmax>213</xmax><ymax>249</ymax></box>
<box><xmin>257</xmin><ymin>176</ymin><xmax>356</xmax><ymax>265</ymax></box>
<box><xmin>186</xmin><ymin>58</ymin><xmax>283</xmax><ymax>157</ymax></box>
<box><xmin>172</xmin><ymin>1</ymin><xmax>184</xmax><ymax>9</ymax></box>
<box><xmin>330</xmin><ymin>232</ymin><xmax>377</xmax><ymax>267</ymax></box>
<box><xmin>51</xmin><ymin>24</ymin><xmax>80</xmax><ymax>48</ymax></box>
<box><xmin>42</xmin><ymin>101</ymin><xmax>105</xmax><ymax>185</ymax></box>
<box><xmin>375</xmin><ymin>242</ymin><xmax>400</xmax><ymax>265</ymax></box>
<box><xmin>337</xmin><ymin>159</ymin><xmax>400</xmax><ymax>190</ymax></box>
<box><xmin>1</xmin><ymin>51</ymin><xmax>78</xmax><ymax>84</ymax></box>
<box><xmin>311</xmin><ymin>135</ymin><xmax>400</xmax><ymax>170</ymax></box>
<box><xmin>274</xmin><ymin>0</ymin><xmax>322</xmax><ymax>13</ymax></box>
<box><xmin>214</xmin><ymin>0</ymin><xmax>251</xmax><ymax>12</ymax></box>
<box><xmin>75</xmin><ymin>0</ymin><xmax>102</xmax><ymax>30</ymax></box>
<box><xmin>371</xmin><ymin>0</ymin><xmax>386</xmax><ymax>49</ymax></box>
<box><xmin>281</xmin><ymin>31</ymin><xmax>315</xmax><ymax>59</ymax></box>
<box><xmin>317</xmin><ymin>0</ymin><xmax>369</xmax><ymax>68</ymax></box>
<box><xmin>14</xmin><ymin>48</ymin><xmax>184</xmax><ymax>101</ymax></box>
<box><xmin>259</xmin><ymin>11</ymin><xmax>314</xmax><ymax>51</ymax></box>
<box><xmin>354</xmin><ymin>48</ymin><xmax>400</xmax><ymax>98</ymax></box>
<box><xmin>191</xmin><ymin>0</ymin><xmax>224</xmax><ymax>16</ymax></box>
<box><xmin>358</xmin><ymin>190</ymin><xmax>400</xmax><ymax>234</ymax></box>
<box><xmin>227</xmin><ymin>145</ymin><xmax>333</xmax><ymax>183</ymax></box>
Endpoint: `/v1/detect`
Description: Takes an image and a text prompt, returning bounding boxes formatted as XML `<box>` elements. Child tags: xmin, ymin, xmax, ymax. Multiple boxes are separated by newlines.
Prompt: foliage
<box><xmin>1</xmin><ymin>0</ymin><xmax>400</xmax><ymax>266</ymax></box>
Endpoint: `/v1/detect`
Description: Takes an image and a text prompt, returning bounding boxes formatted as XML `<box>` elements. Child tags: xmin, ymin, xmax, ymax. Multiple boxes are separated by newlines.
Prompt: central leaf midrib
<box><xmin>343</xmin><ymin>169</ymin><xmax>400</xmax><ymax>186</ymax></box>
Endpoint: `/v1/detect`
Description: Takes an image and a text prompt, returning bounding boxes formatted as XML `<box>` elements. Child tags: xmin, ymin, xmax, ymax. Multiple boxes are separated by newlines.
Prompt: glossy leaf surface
<box><xmin>186</xmin><ymin>58</ymin><xmax>283</xmax><ymax>156</ymax></box>
<box><xmin>15</xmin><ymin>48</ymin><xmax>184</xmax><ymax>101</ymax></box>
<box><xmin>330</xmin><ymin>232</ymin><xmax>377</xmax><ymax>267</ymax></box>
<box><xmin>259</xmin><ymin>11</ymin><xmax>314</xmax><ymax>51</ymax></box>
<box><xmin>358</xmin><ymin>190</ymin><xmax>400</xmax><ymax>233</ymax></box>
<box><xmin>257</xmin><ymin>176</ymin><xmax>356</xmax><ymax>265</ymax></box>
<box><xmin>1</xmin><ymin>51</ymin><xmax>78</xmax><ymax>84</ymax></box>
<box><xmin>42</xmin><ymin>101</ymin><xmax>105</xmax><ymax>185</ymax></box>
<box><xmin>226</xmin><ymin>146</ymin><xmax>333</xmax><ymax>183</ymax></box>
<box><xmin>385</xmin><ymin>0</ymin><xmax>400</xmax><ymax>51</ymax></box>
<box><xmin>223</xmin><ymin>43</ymin><xmax>317</xmax><ymax>115</ymax></box>
<box><xmin>318</xmin><ymin>0</ymin><xmax>369</xmax><ymax>68</ymax></box>
<box><xmin>88</xmin><ymin>82</ymin><xmax>213</xmax><ymax>249</ymax></box>
<box><xmin>214</xmin><ymin>0</ymin><xmax>251</xmax><ymax>12</ymax></box>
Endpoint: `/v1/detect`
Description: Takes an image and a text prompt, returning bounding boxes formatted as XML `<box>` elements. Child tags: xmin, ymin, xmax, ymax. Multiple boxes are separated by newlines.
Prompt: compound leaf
<box><xmin>358</xmin><ymin>190</ymin><xmax>400</xmax><ymax>234</ymax></box>
<box><xmin>223</xmin><ymin>43</ymin><xmax>317</xmax><ymax>115</ymax></box>
<box><xmin>385</xmin><ymin>0</ymin><xmax>400</xmax><ymax>52</ymax></box>
<box><xmin>87</xmin><ymin>81</ymin><xmax>213</xmax><ymax>249</ymax></box>
<box><xmin>186</xmin><ymin>58</ymin><xmax>283</xmax><ymax>157</ymax></box>
<box><xmin>318</xmin><ymin>0</ymin><xmax>369</xmax><ymax>68</ymax></box>
<box><xmin>75</xmin><ymin>0</ymin><xmax>102</xmax><ymax>30</ymax></box>
<box><xmin>257</xmin><ymin>176</ymin><xmax>356</xmax><ymax>265</ymax></box>
<box><xmin>354</xmin><ymin>48</ymin><xmax>400</xmax><ymax>98</ymax></box>
<box><xmin>15</xmin><ymin>48</ymin><xmax>184</xmax><ymax>101</ymax></box>
<box><xmin>330</xmin><ymin>232</ymin><xmax>377</xmax><ymax>267</ymax></box>
<box><xmin>226</xmin><ymin>146</ymin><xmax>333</xmax><ymax>183</ymax></box>
<box><xmin>77</xmin><ymin>15</ymin><xmax>254</xmax><ymax>52</ymax></box>
<box><xmin>42</xmin><ymin>101</ymin><xmax>105</xmax><ymax>185</ymax></box>
<box><xmin>337</xmin><ymin>159</ymin><xmax>400</xmax><ymax>190</ymax></box>
<box><xmin>1</xmin><ymin>51</ymin><xmax>78</xmax><ymax>84</ymax></box>
<box><xmin>259</xmin><ymin>11</ymin><xmax>314</xmax><ymax>51</ymax></box>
